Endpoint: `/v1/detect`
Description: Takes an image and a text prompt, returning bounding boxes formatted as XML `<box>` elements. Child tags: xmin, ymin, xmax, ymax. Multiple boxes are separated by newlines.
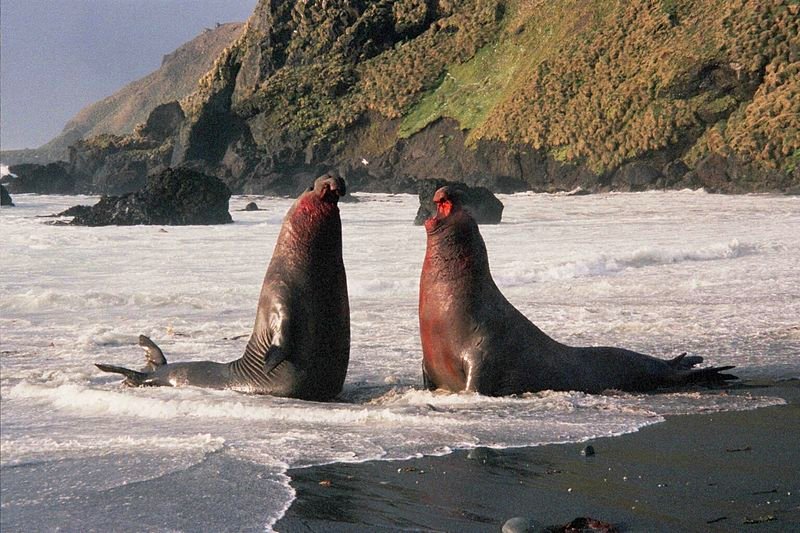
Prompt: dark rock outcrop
<box><xmin>61</xmin><ymin>167</ymin><xmax>232</xmax><ymax>226</ymax></box>
<box><xmin>414</xmin><ymin>179</ymin><xmax>503</xmax><ymax>225</ymax></box>
<box><xmin>135</xmin><ymin>101</ymin><xmax>185</xmax><ymax>142</ymax></box>
<box><xmin>67</xmin><ymin>133</ymin><xmax>172</xmax><ymax>195</ymax></box>
<box><xmin>243</xmin><ymin>201</ymin><xmax>260</xmax><ymax>211</ymax></box>
<box><xmin>612</xmin><ymin>162</ymin><xmax>664</xmax><ymax>192</ymax></box>
<box><xmin>1</xmin><ymin>184</ymin><xmax>14</xmax><ymax>206</ymax></box>
<box><xmin>2</xmin><ymin>163</ymin><xmax>76</xmax><ymax>194</ymax></box>
<box><xmin>662</xmin><ymin>160</ymin><xmax>690</xmax><ymax>186</ymax></box>
<box><xmin>58</xmin><ymin>205</ymin><xmax>93</xmax><ymax>218</ymax></box>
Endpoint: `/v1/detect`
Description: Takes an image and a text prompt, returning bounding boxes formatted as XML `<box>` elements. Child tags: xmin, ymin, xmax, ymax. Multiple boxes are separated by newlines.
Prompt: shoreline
<box><xmin>275</xmin><ymin>381</ymin><xmax>800</xmax><ymax>532</ymax></box>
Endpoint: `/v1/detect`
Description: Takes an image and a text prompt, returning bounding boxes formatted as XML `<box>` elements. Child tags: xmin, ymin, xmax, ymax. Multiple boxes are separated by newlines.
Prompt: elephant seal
<box><xmin>419</xmin><ymin>186</ymin><xmax>736</xmax><ymax>395</ymax></box>
<box><xmin>96</xmin><ymin>174</ymin><xmax>350</xmax><ymax>401</ymax></box>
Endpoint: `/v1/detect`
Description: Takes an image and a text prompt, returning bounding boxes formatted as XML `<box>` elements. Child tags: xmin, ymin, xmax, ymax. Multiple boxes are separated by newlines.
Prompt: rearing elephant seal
<box><xmin>97</xmin><ymin>174</ymin><xmax>350</xmax><ymax>401</ymax></box>
<box><xmin>419</xmin><ymin>186</ymin><xmax>736</xmax><ymax>395</ymax></box>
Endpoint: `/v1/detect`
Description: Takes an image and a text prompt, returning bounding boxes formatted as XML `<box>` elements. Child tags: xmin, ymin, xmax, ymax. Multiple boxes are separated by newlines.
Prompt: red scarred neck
<box><xmin>282</xmin><ymin>193</ymin><xmax>340</xmax><ymax>247</ymax></box>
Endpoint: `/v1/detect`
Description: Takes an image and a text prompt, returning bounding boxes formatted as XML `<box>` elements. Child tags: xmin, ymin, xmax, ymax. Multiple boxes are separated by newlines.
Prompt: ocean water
<box><xmin>1</xmin><ymin>191</ymin><xmax>798</xmax><ymax>531</ymax></box>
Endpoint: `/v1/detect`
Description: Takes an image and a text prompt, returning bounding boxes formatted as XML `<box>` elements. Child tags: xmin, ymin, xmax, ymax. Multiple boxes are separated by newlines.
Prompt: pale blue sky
<box><xmin>0</xmin><ymin>0</ymin><xmax>257</xmax><ymax>150</ymax></box>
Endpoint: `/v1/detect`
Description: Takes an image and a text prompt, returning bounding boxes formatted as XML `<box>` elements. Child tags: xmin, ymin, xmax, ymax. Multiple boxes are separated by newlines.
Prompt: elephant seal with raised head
<box><xmin>419</xmin><ymin>185</ymin><xmax>736</xmax><ymax>395</ymax></box>
<box><xmin>97</xmin><ymin>174</ymin><xmax>350</xmax><ymax>401</ymax></box>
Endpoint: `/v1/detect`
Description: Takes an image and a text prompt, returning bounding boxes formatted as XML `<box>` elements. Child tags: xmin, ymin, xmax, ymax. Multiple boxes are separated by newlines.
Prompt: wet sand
<box><xmin>275</xmin><ymin>381</ymin><xmax>800</xmax><ymax>532</ymax></box>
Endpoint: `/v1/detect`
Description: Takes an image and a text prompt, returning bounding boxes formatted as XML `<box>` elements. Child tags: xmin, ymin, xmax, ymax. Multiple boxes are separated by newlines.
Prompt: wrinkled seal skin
<box><xmin>419</xmin><ymin>186</ymin><xmax>736</xmax><ymax>396</ymax></box>
<box><xmin>96</xmin><ymin>174</ymin><xmax>350</xmax><ymax>401</ymax></box>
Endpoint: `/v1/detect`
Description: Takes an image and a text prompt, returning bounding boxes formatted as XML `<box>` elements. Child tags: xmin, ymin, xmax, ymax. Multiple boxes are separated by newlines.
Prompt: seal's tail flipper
<box><xmin>666</xmin><ymin>352</ymin><xmax>737</xmax><ymax>386</ymax></box>
<box><xmin>139</xmin><ymin>335</ymin><xmax>167</xmax><ymax>371</ymax></box>
<box><xmin>675</xmin><ymin>365</ymin><xmax>738</xmax><ymax>386</ymax></box>
<box><xmin>95</xmin><ymin>363</ymin><xmax>150</xmax><ymax>386</ymax></box>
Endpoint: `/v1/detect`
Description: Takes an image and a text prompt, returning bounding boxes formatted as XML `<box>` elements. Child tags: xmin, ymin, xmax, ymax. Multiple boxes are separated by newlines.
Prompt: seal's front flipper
<box><xmin>139</xmin><ymin>335</ymin><xmax>167</xmax><ymax>371</ymax></box>
<box><xmin>95</xmin><ymin>363</ymin><xmax>150</xmax><ymax>386</ymax></box>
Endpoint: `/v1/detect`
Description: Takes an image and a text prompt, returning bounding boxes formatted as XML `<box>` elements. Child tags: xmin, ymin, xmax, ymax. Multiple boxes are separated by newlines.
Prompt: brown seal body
<box><xmin>97</xmin><ymin>174</ymin><xmax>350</xmax><ymax>401</ymax></box>
<box><xmin>419</xmin><ymin>186</ymin><xmax>735</xmax><ymax>395</ymax></box>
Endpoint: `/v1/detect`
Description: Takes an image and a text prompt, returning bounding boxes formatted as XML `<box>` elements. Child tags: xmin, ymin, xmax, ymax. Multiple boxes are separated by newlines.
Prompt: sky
<box><xmin>0</xmin><ymin>0</ymin><xmax>258</xmax><ymax>151</ymax></box>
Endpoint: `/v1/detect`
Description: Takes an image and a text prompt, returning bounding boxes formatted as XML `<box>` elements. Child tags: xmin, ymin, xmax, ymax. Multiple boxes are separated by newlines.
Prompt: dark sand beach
<box><xmin>276</xmin><ymin>381</ymin><xmax>800</xmax><ymax>532</ymax></box>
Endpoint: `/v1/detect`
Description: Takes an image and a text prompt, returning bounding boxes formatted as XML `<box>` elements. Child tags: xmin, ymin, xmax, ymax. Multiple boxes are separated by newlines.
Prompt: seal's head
<box><xmin>294</xmin><ymin>173</ymin><xmax>347</xmax><ymax>218</ymax></box>
<box><xmin>312</xmin><ymin>174</ymin><xmax>347</xmax><ymax>204</ymax></box>
<box><xmin>425</xmin><ymin>186</ymin><xmax>465</xmax><ymax>234</ymax></box>
<box><xmin>283</xmin><ymin>173</ymin><xmax>348</xmax><ymax>248</ymax></box>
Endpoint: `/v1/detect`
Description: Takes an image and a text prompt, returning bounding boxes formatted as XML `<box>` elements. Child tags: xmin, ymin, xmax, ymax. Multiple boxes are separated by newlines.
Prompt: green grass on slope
<box><xmin>398</xmin><ymin>0</ymin><xmax>612</xmax><ymax>141</ymax></box>
<box><xmin>397</xmin><ymin>37</ymin><xmax>525</xmax><ymax>139</ymax></box>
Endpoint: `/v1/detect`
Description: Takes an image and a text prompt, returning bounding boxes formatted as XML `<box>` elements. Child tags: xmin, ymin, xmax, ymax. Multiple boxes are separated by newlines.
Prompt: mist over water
<box><xmin>2</xmin><ymin>191</ymin><xmax>798</xmax><ymax>530</ymax></box>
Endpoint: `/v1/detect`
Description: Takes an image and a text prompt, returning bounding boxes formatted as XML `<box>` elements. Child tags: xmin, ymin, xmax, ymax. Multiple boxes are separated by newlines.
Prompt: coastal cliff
<box><xmin>1</xmin><ymin>22</ymin><xmax>245</xmax><ymax>166</ymax></box>
<box><xmin>9</xmin><ymin>1</ymin><xmax>800</xmax><ymax>194</ymax></box>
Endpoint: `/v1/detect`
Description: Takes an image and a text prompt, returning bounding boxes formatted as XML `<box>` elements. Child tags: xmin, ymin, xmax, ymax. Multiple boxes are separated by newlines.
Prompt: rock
<box><xmin>503</xmin><ymin>516</ymin><xmax>539</xmax><ymax>533</ymax></box>
<box><xmin>611</xmin><ymin>161</ymin><xmax>663</xmax><ymax>192</ymax></box>
<box><xmin>67</xmin><ymin>134</ymin><xmax>170</xmax><ymax>195</ymax></box>
<box><xmin>1</xmin><ymin>184</ymin><xmax>14</xmax><ymax>206</ymax></box>
<box><xmin>62</xmin><ymin>167</ymin><xmax>232</xmax><ymax>226</ymax></box>
<box><xmin>662</xmin><ymin>159</ymin><xmax>690</xmax><ymax>185</ymax></box>
<box><xmin>555</xmin><ymin>516</ymin><xmax>618</xmax><ymax>532</ymax></box>
<box><xmin>466</xmin><ymin>447</ymin><xmax>499</xmax><ymax>464</ymax></box>
<box><xmin>473</xmin><ymin>173</ymin><xmax>530</xmax><ymax>194</ymax></box>
<box><xmin>2</xmin><ymin>162</ymin><xmax>76</xmax><ymax>194</ymax></box>
<box><xmin>414</xmin><ymin>179</ymin><xmax>504</xmax><ymax>225</ymax></box>
<box><xmin>242</xmin><ymin>201</ymin><xmax>260</xmax><ymax>211</ymax></box>
<box><xmin>691</xmin><ymin>153</ymin><xmax>733</xmax><ymax>192</ymax></box>
<box><xmin>581</xmin><ymin>445</ymin><xmax>595</xmax><ymax>457</ymax></box>
<box><xmin>135</xmin><ymin>101</ymin><xmax>185</xmax><ymax>142</ymax></box>
<box><xmin>58</xmin><ymin>205</ymin><xmax>92</xmax><ymax>218</ymax></box>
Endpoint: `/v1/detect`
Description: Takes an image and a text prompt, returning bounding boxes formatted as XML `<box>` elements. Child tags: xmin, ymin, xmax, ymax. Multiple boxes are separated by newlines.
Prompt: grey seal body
<box><xmin>96</xmin><ymin>174</ymin><xmax>350</xmax><ymax>401</ymax></box>
<box><xmin>419</xmin><ymin>186</ymin><xmax>736</xmax><ymax>396</ymax></box>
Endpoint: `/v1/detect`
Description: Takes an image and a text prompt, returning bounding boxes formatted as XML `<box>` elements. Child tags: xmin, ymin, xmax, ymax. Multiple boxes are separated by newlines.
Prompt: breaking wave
<box><xmin>498</xmin><ymin>239</ymin><xmax>756</xmax><ymax>286</ymax></box>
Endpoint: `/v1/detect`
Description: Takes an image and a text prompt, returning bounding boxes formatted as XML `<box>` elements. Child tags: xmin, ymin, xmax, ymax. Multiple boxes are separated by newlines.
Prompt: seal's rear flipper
<box><xmin>139</xmin><ymin>335</ymin><xmax>167</xmax><ymax>371</ymax></box>
<box><xmin>666</xmin><ymin>352</ymin><xmax>737</xmax><ymax>385</ymax></box>
<box><xmin>95</xmin><ymin>363</ymin><xmax>149</xmax><ymax>386</ymax></box>
<box><xmin>676</xmin><ymin>365</ymin><xmax>738</xmax><ymax>387</ymax></box>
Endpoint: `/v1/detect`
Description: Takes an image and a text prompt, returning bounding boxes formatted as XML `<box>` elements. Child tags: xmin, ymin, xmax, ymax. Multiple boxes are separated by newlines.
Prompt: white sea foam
<box><xmin>1</xmin><ymin>434</ymin><xmax>225</xmax><ymax>466</ymax></box>
<box><xmin>1</xmin><ymin>192</ymin><xmax>798</xmax><ymax>530</ymax></box>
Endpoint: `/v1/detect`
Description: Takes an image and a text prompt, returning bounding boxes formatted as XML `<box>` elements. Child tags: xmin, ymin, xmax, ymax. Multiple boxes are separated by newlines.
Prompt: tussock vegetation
<box><xmin>470</xmin><ymin>0</ymin><xmax>799</xmax><ymax>175</ymax></box>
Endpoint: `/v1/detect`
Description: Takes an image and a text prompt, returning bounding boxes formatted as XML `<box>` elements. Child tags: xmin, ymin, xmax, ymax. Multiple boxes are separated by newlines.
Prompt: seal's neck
<box><xmin>279</xmin><ymin>194</ymin><xmax>342</xmax><ymax>264</ymax></box>
<box><xmin>422</xmin><ymin>216</ymin><xmax>490</xmax><ymax>286</ymax></box>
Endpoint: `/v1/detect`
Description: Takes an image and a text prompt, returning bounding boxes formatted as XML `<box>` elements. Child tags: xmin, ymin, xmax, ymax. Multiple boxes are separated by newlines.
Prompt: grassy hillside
<box><xmin>401</xmin><ymin>0</ymin><xmax>799</xmax><ymax>177</ymax></box>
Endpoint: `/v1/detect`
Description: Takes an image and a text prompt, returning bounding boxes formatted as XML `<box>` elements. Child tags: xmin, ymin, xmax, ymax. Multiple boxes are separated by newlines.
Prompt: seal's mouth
<box><xmin>424</xmin><ymin>198</ymin><xmax>453</xmax><ymax>233</ymax></box>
